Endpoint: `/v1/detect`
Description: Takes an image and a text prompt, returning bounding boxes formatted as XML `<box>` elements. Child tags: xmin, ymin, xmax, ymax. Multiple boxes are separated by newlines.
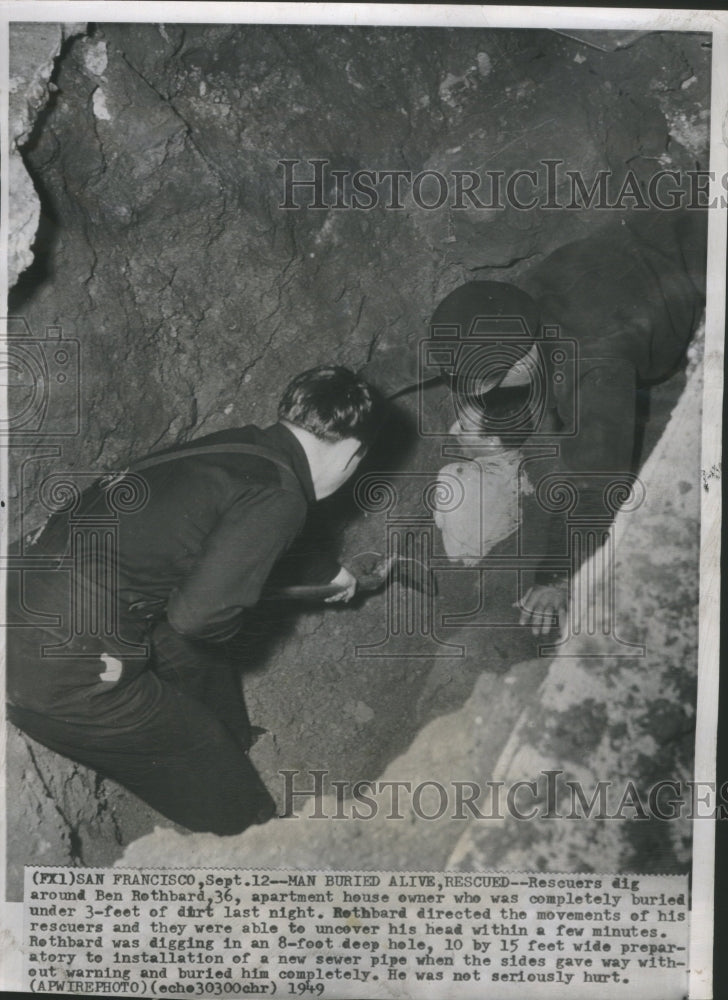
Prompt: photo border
<box><xmin>0</xmin><ymin>5</ymin><xmax>724</xmax><ymax>999</ymax></box>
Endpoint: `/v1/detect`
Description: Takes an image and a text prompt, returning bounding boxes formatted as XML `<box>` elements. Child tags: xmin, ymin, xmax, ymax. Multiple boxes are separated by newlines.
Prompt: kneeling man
<box><xmin>7</xmin><ymin>366</ymin><xmax>379</xmax><ymax>835</ymax></box>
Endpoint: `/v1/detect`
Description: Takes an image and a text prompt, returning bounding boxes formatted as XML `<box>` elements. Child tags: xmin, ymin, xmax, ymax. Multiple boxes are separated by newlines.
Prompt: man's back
<box><xmin>521</xmin><ymin>209</ymin><xmax>707</xmax><ymax>381</ymax></box>
<box><xmin>29</xmin><ymin>422</ymin><xmax>314</xmax><ymax>643</ymax></box>
<box><xmin>116</xmin><ymin>425</ymin><xmax>310</xmax><ymax>608</ymax></box>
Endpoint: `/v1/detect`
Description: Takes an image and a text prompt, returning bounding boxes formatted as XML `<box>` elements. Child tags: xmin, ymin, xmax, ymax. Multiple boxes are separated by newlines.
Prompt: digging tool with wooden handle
<box><xmin>262</xmin><ymin>551</ymin><xmax>435</xmax><ymax>602</ymax></box>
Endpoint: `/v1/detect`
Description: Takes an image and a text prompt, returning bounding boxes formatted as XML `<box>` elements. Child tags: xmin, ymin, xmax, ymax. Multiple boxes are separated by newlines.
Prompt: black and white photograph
<box><xmin>1</xmin><ymin>4</ymin><xmax>725</xmax><ymax>998</ymax></box>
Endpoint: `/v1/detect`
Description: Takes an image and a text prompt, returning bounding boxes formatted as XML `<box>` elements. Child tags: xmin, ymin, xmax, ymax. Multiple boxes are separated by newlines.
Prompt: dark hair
<box><xmin>432</xmin><ymin>280</ymin><xmax>540</xmax><ymax>390</ymax></box>
<box><xmin>278</xmin><ymin>366</ymin><xmax>380</xmax><ymax>448</ymax></box>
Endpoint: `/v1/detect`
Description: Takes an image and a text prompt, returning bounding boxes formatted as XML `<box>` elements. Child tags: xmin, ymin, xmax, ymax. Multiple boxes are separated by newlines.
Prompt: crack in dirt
<box><xmin>24</xmin><ymin>738</ymin><xmax>86</xmax><ymax>865</ymax></box>
<box><xmin>469</xmin><ymin>251</ymin><xmax>541</xmax><ymax>273</ymax></box>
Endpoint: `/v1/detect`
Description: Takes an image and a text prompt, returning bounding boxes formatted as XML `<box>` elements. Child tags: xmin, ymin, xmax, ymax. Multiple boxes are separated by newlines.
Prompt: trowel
<box><xmin>263</xmin><ymin>550</ymin><xmax>436</xmax><ymax>602</ymax></box>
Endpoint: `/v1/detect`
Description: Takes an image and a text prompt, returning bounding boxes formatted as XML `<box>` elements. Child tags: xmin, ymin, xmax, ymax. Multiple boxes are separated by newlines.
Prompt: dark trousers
<box><xmin>7</xmin><ymin>588</ymin><xmax>276</xmax><ymax>836</ymax></box>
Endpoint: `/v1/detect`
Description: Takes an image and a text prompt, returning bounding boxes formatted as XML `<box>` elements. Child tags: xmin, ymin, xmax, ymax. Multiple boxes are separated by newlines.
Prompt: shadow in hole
<box><xmin>8</xmin><ymin>201</ymin><xmax>60</xmax><ymax>314</ymax></box>
<box><xmin>318</xmin><ymin>395</ymin><xmax>422</xmax><ymax>524</ymax></box>
<box><xmin>7</xmin><ymin>28</ymin><xmax>85</xmax><ymax>308</ymax></box>
<box><xmin>632</xmin><ymin>361</ymin><xmax>688</xmax><ymax>472</ymax></box>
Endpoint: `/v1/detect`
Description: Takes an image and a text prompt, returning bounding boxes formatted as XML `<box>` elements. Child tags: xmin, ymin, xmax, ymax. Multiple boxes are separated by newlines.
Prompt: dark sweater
<box><xmin>521</xmin><ymin>210</ymin><xmax>706</xmax><ymax>580</ymax></box>
<box><xmin>36</xmin><ymin>422</ymin><xmax>318</xmax><ymax>642</ymax></box>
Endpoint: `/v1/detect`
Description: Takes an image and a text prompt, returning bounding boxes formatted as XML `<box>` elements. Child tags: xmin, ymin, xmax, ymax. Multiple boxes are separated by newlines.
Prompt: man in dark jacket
<box><xmin>362</xmin><ymin>209</ymin><xmax>707</xmax><ymax>635</ymax></box>
<box><xmin>7</xmin><ymin>366</ymin><xmax>379</xmax><ymax>835</ymax></box>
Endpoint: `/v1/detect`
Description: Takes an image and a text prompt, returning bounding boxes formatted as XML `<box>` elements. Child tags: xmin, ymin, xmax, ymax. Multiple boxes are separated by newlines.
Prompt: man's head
<box><xmin>278</xmin><ymin>365</ymin><xmax>380</xmax><ymax>499</ymax></box>
<box><xmin>451</xmin><ymin>383</ymin><xmax>536</xmax><ymax>449</ymax></box>
<box><xmin>432</xmin><ymin>280</ymin><xmax>540</xmax><ymax>397</ymax></box>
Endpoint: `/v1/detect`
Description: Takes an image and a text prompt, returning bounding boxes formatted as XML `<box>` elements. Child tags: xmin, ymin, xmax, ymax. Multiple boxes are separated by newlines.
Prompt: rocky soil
<box><xmin>5</xmin><ymin>23</ymin><xmax>710</xmax><ymax>899</ymax></box>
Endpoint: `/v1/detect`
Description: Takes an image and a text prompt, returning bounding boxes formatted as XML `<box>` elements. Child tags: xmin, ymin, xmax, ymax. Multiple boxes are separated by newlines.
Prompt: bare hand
<box><xmin>519</xmin><ymin>583</ymin><xmax>568</xmax><ymax>637</ymax></box>
<box><xmin>324</xmin><ymin>566</ymin><xmax>358</xmax><ymax>603</ymax></box>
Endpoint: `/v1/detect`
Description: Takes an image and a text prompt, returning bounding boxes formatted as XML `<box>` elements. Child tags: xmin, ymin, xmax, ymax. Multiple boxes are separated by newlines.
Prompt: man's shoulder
<box><xmin>139</xmin><ymin>426</ymin><xmax>305</xmax><ymax>499</ymax></box>
<box><xmin>175</xmin><ymin>424</ymin><xmax>261</xmax><ymax>450</ymax></box>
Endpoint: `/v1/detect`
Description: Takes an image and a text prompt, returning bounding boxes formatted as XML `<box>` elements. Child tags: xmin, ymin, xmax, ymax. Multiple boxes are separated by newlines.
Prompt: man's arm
<box><xmin>264</xmin><ymin>505</ymin><xmax>356</xmax><ymax>600</ymax></box>
<box><xmin>520</xmin><ymin>358</ymin><xmax>638</xmax><ymax>636</ymax></box>
<box><xmin>166</xmin><ymin>486</ymin><xmax>306</xmax><ymax>642</ymax></box>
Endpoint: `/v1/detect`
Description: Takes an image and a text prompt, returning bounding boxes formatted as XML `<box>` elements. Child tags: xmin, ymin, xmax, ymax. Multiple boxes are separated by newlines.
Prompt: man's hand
<box><xmin>519</xmin><ymin>582</ymin><xmax>569</xmax><ymax>637</ymax></box>
<box><xmin>324</xmin><ymin>565</ymin><xmax>358</xmax><ymax>603</ymax></box>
